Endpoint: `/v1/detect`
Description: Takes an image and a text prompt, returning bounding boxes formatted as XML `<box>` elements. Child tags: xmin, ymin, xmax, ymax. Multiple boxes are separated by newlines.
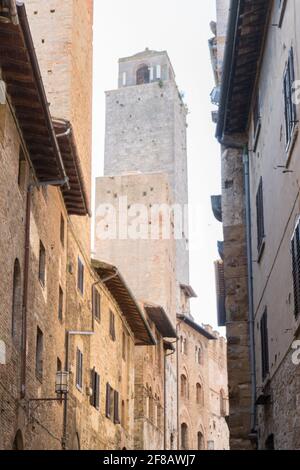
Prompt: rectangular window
<box><xmin>291</xmin><ymin>221</ymin><xmax>300</xmax><ymax>318</ymax></box>
<box><xmin>284</xmin><ymin>48</ymin><xmax>296</xmax><ymax>147</ymax></box>
<box><xmin>122</xmin><ymin>332</ymin><xmax>126</xmax><ymax>361</ymax></box>
<box><xmin>156</xmin><ymin>64</ymin><xmax>161</xmax><ymax>80</ymax></box>
<box><xmin>106</xmin><ymin>383</ymin><xmax>114</xmax><ymax>419</ymax></box>
<box><xmin>122</xmin><ymin>72</ymin><xmax>127</xmax><ymax>86</ymax></box>
<box><xmin>77</xmin><ymin>257</ymin><xmax>84</xmax><ymax>295</ymax></box>
<box><xmin>60</xmin><ymin>214</ymin><xmax>65</xmax><ymax>247</ymax></box>
<box><xmin>57</xmin><ymin>357</ymin><xmax>62</xmax><ymax>372</ymax></box>
<box><xmin>260</xmin><ymin>309</ymin><xmax>270</xmax><ymax>381</ymax></box>
<box><xmin>18</xmin><ymin>149</ymin><xmax>26</xmax><ymax>190</ymax></box>
<box><xmin>58</xmin><ymin>286</ymin><xmax>64</xmax><ymax>321</ymax></box>
<box><xmin>92</xmin><ymin>286</ymin><xmax>101</xmax><ymax>321</ymax></box>
<box><xmin>39</xmin><ymin>241</ymin><xmax>46</xmax><ymax>287</ymax></box>
<box><xmin>76</xmin><ymin>348</ymin><xmax>83</xmax><ymax>390</ymax></box>
<box><xmin>90</xmin><ymin>368</ymin><xmax>100</xmax><ymax>410</ymax></box>
<box><xmin>109</xmin><ymin>310</ymin><xmax>116</xmax><ymax>341</ymax></box>
<box><xmin>35</xmin><ymin>327</ymin><xmax>43</xmax><ymax>380</ymax></box>
<box><xmin>256</xmin><ymin>178</ymin><xmax>265</xmax><ymax>254</ymax></box>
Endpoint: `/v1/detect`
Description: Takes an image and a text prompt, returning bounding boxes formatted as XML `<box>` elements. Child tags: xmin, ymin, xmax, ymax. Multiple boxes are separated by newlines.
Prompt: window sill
<box><xmin>286</xmin><ymin>124</ymin><xmax>299</xmax><ymax>167</ymax></box>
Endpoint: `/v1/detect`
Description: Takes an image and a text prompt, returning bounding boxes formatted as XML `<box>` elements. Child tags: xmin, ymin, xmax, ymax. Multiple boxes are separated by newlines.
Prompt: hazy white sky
<box><xmin>92</xmin><ymin>0</ymin><xmax>223</xmax><ymax>331</ymax></box>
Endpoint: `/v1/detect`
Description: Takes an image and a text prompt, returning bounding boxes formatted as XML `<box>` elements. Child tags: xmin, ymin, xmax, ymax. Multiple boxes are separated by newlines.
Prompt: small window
<box><xmin>109</xmin><ymin>310</ymin><xmax>116</xmax><ymax>341</ymax></box>
<box><xmin>106</xmin><ymin>383</ymin><xmax>114</xmax><ymax>419</ymax></box>
<box><xmin>58</xmin><ymin>286</ymin><xmax>64</xmax><ymax>321</ymax></box>
<box><xmin>122</xmin><ymin>72</ymin><xmax>127</xmax><ymax>87</ymax></box>
<box><xmin>90</xmin><ymin>368</ymin><xmax>100</xmax><ymax>410</ymax></box>
<box><xmin>121</xmin><ymin>400</ymin><xmax>126</xmax><ymax>428</ymax></box>
<box><xmin>260</xmin><ymin>309</ymin><xmax>269</xmax><ymax>381</ymax></box>
<box><xmin>284</xmin><ymin>48</ymin><xmax>297</xmax><ymax>148</ymax></box>
<box><xmin>35</xmin><ymin>327</ymin><xmax>44</xmax><ymax>380</ymax></box>
<box><xmin>291</xmin><ymin>221</ymin><xmax>300</xmax><ymax>317</ymax></box>
<box><xmin>196</xmin><ymin>383</ymin><xmax>203</xmax><ymax>406</ymax></box>
<box><xmin>181</xmin><ymin>423</ymin><xmax>188</xmax><ymax>450</ymax></box>
<box><xmin>18</xmin><ymin>149</ymin><xmax>26</xmax><ymax>190</ymax></box>
<box><xmin>256</xmin><ymin>178</ymin><xmax>265</xmax><ymax>255</ymax></box>
<box><xmin>180</xmin><ymin>374</ymin><xmax>188</xmax><ymax>399</ymax></box>
<box><xmin>76</xmin><ymin>348</ymin><xmax>83</xmax><ymax>390</ymax></box>
<box><xmin>92</xmin><ymin>286</ymin><xmax>101</xmax><ymax>321</ymax></box>
<box><xmin>156</xmin><ymin>64</ymin><xmax>161</xmax><ymax>80</ymax></box>
<box><xmin>60</xmin><ymin>214</ymin><xmax>65</xmax><ymax>247</ymax></box>
<box><xmin>122</xmin><ymin>331</ymin><xmax>126</xmax><ymax>361</ymax></box>
<box><xmin>77</xmin><ymin>257</ymin><xmax>84</xmax><ymax>295</ymax></box>
<box><xmin>39</xmin><ymin>241</ymin><xmax>46</xmax><ymax>287</ymax></box>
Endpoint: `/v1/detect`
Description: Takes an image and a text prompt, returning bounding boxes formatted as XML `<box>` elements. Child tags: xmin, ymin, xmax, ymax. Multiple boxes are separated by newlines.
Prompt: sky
<box><xmin>92</xmin><ymin>0</ymin><xmax>224</xmax><ymax>332</ymax></box>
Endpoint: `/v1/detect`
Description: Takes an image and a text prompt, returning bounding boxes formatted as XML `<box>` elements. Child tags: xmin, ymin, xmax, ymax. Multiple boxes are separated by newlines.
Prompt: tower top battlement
<box><xmin>118</xmin><ymin>49</ymin><xmax>175</xmax><ymax>88</ymax></box>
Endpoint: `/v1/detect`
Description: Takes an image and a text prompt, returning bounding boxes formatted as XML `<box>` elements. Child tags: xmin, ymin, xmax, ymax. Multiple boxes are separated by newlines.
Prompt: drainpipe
<box><xmin>243</xmin><ymin>146</ymin><xmax>257</xmax><ymax>440</ymax></box>
<box><xmin>21</xmin><ymin>178</ymin><xmax>69</xmax><ymax>399</ymax></box>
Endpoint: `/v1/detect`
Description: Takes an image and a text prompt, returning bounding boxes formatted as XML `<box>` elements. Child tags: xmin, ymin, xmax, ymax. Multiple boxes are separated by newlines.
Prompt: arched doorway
<box><xmin>12</xmin><ymin>430</ymin><xmax>24</xmax><ymax>450</ymax></box>
<box><xmin>136</xmin><ymin>65</ymin><xmax>150</xmax><ymax>85</ymax></box>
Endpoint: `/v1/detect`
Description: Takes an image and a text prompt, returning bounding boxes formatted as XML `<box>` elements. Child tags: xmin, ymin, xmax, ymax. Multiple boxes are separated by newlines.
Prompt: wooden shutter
<box><xmin>260</xmin><ymin>310</ymin><xmax>269</xmax><ymax>380</ymax></box>
<box><xmin>95</xmin><ymin>373</ymin><xmax>100</xmax><ymax>410</ymax></box>
<box><xmin>256</xmin><ymin>178</ymin><xmax>265</xmax><ymax>252</ymax></box>
<box><xmin>106</xmin><ymin>383</ymin><xmax>111</xmax><ymax>418</ymax></box>
<box><xmin>114</xmin><ymin>390</ymin><xmax>120</xmax><ymax>424</ymax></box>
<box><xmin>90</xmin><ymin>368</ymin><xmax>95</xmax><ymax>406</ymax></box>
<box><xmin>292</xmin><ymin>224</ymin><xmax>300</xmax><ymax>317</ymax></box>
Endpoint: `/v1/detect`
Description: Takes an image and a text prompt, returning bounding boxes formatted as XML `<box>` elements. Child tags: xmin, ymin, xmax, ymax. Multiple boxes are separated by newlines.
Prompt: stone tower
<box><xmin>103</xmin><ymin>49</ymin><xmax>191</xmax><ymax>314</ymax></box>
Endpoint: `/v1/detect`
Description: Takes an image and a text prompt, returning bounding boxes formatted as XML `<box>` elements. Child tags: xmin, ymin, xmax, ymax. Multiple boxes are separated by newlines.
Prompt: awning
<box><xmin>177</xmin><ymin>314</ymin><xmax>216</xmax><ymax>340</ymax></box>
<box><xmin>54</xmin><ymin>120</ymin><xmax>91</xmax><ymax>217</ymax></box>
<box><xmin>92</xmin><ymin>260</ymin><xmax>156</xmax><ymax>346</ymax></box>
<box><xmin>180</xmin><ymin>284</ymin><xmax>197</xmax><ymax>299</ymax></box>
<box><xmin>0</xmin><ymin>3</ymin><xmax>67</xmax><ymax>184</ymax></box>
<box><xmin>144</xmin><ymin>303</ymin><xmax>177</xmax><ymax>339</ymax></box>
<box><xmin>0</xmin><ymin>2</ymin><xmax>89</xmax><ymax>216</ymax></box>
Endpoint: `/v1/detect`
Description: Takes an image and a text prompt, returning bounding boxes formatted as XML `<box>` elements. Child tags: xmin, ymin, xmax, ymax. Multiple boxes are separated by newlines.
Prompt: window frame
<box><xmin>109</xmin><ymin>310</ymin><xmax>116</xmax><ymax>341</ymax></box>
<box><xmin>35</xmin><ymin>327</ymin><xmax>44</xmax><ymax>381</ymax></box>
<box><xmin>76</xmin><ymin>348</ymin><xmax>83</xmax><ymax>391</ymax></box>
<box><xmin>256</xmin><ymin>177</ymin><xmax>265</xmax><ymax>259</ymax></box>
<box><xmin>92</xmin><ymin>286</ymin><xmax>101</xmax><ymax>322</ymax></box>
<box><xmin>38</xmin><ymin>241</ymin><xmax>46</xmax><ymax>288</ymax></box>
<box><xmin>90</xmin><ymin>368</ymin><xmax>100</xmax><ymax>410</ymax></box>
<box><xmin>283</xmin><ymin>48</ymin><xmax>297</xmax><ymax>152</ymax></box>
<box><xmin>260</xmin><ymin>309</ymin><xmax>270</xmax><ymax>382</ymax></box>
<box><xmin>77</xmin><ymin>257</ymin><xmax>84</xmax><ymax>295</ymax></box>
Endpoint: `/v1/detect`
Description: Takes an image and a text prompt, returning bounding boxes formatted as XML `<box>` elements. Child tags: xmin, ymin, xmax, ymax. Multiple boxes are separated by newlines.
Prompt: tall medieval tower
<box><xmin>95</xmin><ymin>49</ymin><xmax>193</xmax><ymax>449</ymax></box>
<box><xmin>99</xmin><ymin>49</ymin><xmax>192</xmax><ymax>316</ymax></box>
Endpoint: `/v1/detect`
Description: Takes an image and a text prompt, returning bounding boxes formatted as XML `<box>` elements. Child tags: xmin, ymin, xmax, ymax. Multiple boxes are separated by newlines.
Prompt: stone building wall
<box><xmin>177</xmin><ymin>319</ymin><xmax>229</xmax><ymax>450</ymax></box>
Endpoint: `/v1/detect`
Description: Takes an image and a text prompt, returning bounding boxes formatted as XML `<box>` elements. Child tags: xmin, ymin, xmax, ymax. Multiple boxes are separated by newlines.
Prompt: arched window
<box><xmin>196</xmin><ymin>383</ymin><xmax>203</xmax><ymax>406</ymax></box>
<box><xmin>197</xmin><ymin>431</ymin><xmax>204</xmax><ymax>450</ymax></box>
<box><xmin>12</xmin><ymin>430</ymin><xmax>24</xmax><ymax>450</ymax></box>
<box><xmin>12</xmin><ymin>259</ymin><xmax>22</xmax><ymax>346</ymax></box>
<box><xmin>136</xmin><ymin>65</ymin><xmax>150</xmax><ymax>85</ymax></box>
<box><xmin>180</xmin><ymin>374</ymin><xmax>188</xmax><ymax>398</ymax></box>
<box><xmin>181</xmin><ymin>423</ymin><xmax>188</xmax><ymax>450</ymax></box>
<box><xmin>197</xmin><ymin>346</ymin><xmax>202</xmax><ymax>364</ymax></box>
<box><xmin>220</xmin><ymin>389</ymin><xmax>227</xmax><ymax>417</ymax></box>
